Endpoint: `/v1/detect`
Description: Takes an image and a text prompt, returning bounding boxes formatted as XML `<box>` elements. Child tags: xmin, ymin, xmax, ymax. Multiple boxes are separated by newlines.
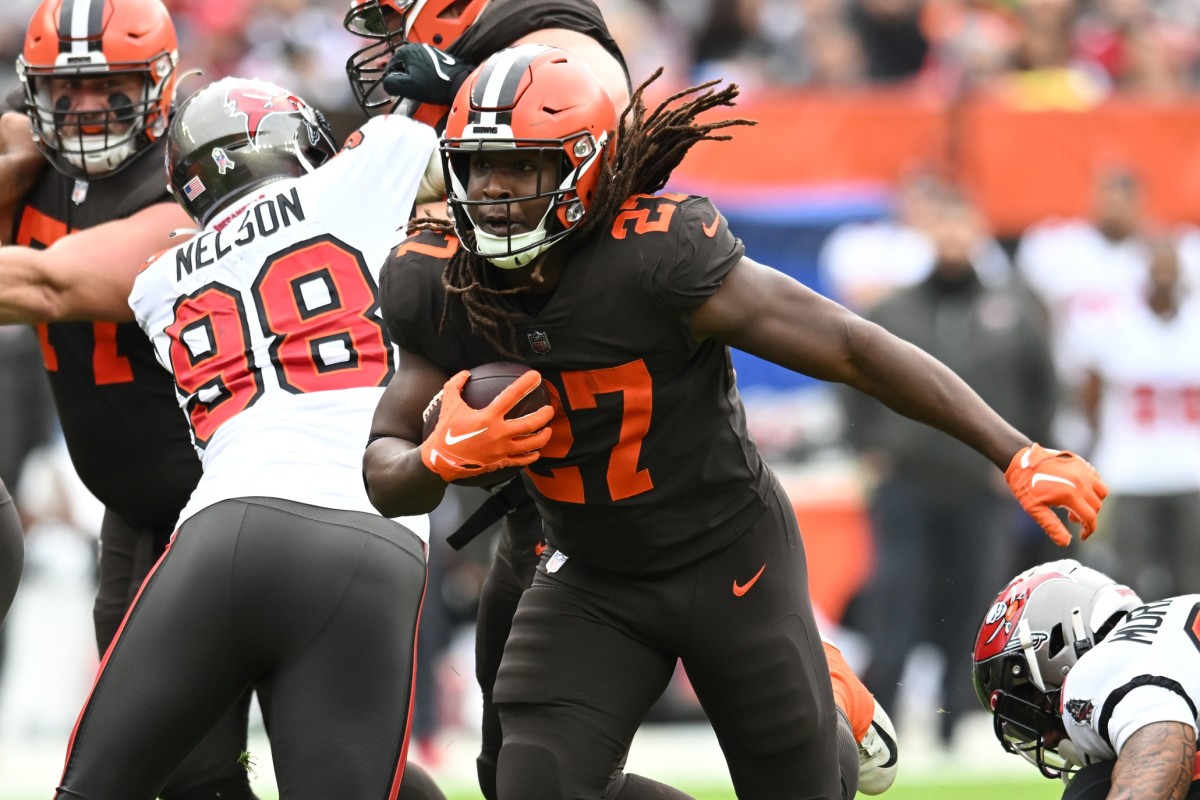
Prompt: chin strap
<box><xmin>1071</xmin><ymin>607</ymin><xmax>1094</xmax><ymax>657</ymax></box>
<box><xmin>1055</xmin><ymin>739</ymin><xmax>1091</xmax><ymax>783</ymax></box>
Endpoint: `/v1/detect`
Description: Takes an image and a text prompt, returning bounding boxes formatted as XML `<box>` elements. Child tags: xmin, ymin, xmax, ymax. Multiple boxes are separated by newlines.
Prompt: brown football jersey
<box><xmin>11</xmin><ymin>138</ymin><xmax>201</xmax><ymax>532</ymax></box>
<box><xmin>381</xmin><ymin>193</ymin><xmax>774</xmax><ymax>575</ymax></box>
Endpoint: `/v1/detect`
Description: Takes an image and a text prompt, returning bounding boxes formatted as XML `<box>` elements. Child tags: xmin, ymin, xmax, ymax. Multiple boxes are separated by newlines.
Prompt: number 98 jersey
<box><xmin>130</xmin><ymin>115</ymin><xmax>437</xmax><ymax>532</ymax></box>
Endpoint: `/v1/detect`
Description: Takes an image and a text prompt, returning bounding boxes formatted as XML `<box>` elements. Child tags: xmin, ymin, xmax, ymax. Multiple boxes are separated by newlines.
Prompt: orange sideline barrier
<box><xmin>673</xmin><ymin>89</ymin><xmax>1200</xmax><ymax>236</ymax></box>
<box><xmin>957</xmin><ymin>100</ymin><xmax>1200</xmax><ymax>235</ymax></box>
<box><xmin>776</xmin><ymin>470</ymin><xmax>874</xmax><ymax>625</ymax></box>
<box><xmin>673</xmin><ymin>88</ymin><xmax>946</xmax><ymax>189</ymax></box>
<box><xmin>793</xmin><ymin>499</ymin><xmax>873</xmax><ymax>625</ymax></box>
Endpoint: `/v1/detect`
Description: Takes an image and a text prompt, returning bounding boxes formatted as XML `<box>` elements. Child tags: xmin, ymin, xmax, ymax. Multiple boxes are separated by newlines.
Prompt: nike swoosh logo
<box><xmin>1031</xmin><ymin>473</ymin><xmax>1076</xmax><ymax>489</ymax></box>
<box><xmin>1020</xmin><ymin>446</ymin><xmax>1062</xmax><ymax>469</ymax></box>
<box><xmin>424</xmin><ymin>43</ymin><xmax>455</xmax><ymax>81</ymax></box>
<box><xmin>732</xmin><ymin>564</ymin><xmax>766</xmax><ymax>597</ymax></box>
<box><xmin>702</xmin><ymin>215</ymin><xmax>719</xmax><ymax>238</ymax></box>
<box><xmin>444</xmin><ymin>427</ymin><xmax>487</xmax><ymax>445</ymax></box>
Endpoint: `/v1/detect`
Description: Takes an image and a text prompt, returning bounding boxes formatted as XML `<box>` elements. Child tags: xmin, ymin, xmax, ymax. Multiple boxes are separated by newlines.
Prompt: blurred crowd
<box><xmin>0</xmin><ymin>0</ymin><xmax>1198</xmax><ymax>118</ymax></box>
<box><xmin>2</xmin><ymin>0</ymin><xmax>1200</xmax><ymax>780</ymax></box>
<box><xmin>821</xmin><ymin>162</ymin><xmax>1200</xmax><ymax>753</ymax></box>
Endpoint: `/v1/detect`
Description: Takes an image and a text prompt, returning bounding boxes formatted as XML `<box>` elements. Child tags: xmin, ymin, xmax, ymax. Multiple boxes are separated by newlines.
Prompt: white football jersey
<box><xmin>130</xmin><ymin>115</ymin><xmax>437</xmax><ymax>539</ymax></box>
<box><xmin>1060</xmin><ymin>595</ymin><xmax>1200</xmax><ymax>761</ymax></box>
<box><xmin>1072</xmin><ymin>297</ymin><xmax>1200</xmax><ymax>494</ymax></box>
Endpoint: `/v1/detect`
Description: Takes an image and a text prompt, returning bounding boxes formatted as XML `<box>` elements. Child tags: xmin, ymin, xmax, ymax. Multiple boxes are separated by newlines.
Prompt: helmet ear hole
<box><xmin>1048</xmin><ymin>623</ymin><xmax>1066</xmax><ymax>659</ymax></box>
<box><xmin>1094</xmin><ymin>613</ymin><xmax>1124</xmax><ymax>643</ymax></box>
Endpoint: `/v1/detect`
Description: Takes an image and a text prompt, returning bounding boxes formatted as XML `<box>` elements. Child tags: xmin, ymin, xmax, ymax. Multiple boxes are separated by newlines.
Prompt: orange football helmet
<box><xmin>343</xmin><ymin>0</ymin><xmax>489</xmax><ymax>115</ymax></box>
<box><xmin>441</xmin><ymin>45</ymin><xmax>617</xmax><ymax>269</ymax></box>
<box><xmin>17</xmin><ymin>0</ymin><xmax>179</xmax><ymax>180</ymax></box>
<box><xmin>403</xmin><ymin>0</ymin><xmax>490</xmax><ymax>49</ymax></box>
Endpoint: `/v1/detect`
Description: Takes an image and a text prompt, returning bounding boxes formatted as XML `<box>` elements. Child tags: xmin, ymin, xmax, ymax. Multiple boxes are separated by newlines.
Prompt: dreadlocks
<box><xmin>575</xmin><ymin>70</ymin><xmax>754</xmax><ymax>242</ymax></box>
<box><xmin>433</xmin><ymin>68</ymin><xmax>756</xmax><ymax>359</ymax></box>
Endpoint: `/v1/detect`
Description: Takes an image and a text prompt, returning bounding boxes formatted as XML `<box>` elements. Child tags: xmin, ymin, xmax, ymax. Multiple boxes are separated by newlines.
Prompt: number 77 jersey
<box><xmin>130</xmin><ymin>115</ymin><xmax>438</xmax><ymax>529</ymax></box>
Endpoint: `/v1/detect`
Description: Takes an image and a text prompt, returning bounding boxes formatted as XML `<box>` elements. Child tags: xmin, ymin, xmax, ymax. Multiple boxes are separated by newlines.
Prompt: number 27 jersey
<box><xmin>382</xmin><ymin>193</ymin><xmax>774</xmax><ymax>574</ymax></box>
<box><xmin>130</xmin><ymin>115</ymin><xmax>437</xmax><ymax>531</ymax></box>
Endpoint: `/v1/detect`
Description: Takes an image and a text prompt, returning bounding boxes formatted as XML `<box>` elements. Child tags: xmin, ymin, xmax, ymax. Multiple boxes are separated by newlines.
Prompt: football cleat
<box><xmin>857</xmin><ymin>699</ymin><xmax>899</xmax><ymax>794</ymax></box>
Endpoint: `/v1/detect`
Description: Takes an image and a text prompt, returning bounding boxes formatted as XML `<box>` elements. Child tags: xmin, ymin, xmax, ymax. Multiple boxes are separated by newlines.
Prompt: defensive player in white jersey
<box><xmin>972</xmin><ymin>559</ymin><xmax>1200</xmax><ymax>800</ymax></box>
<box><xmin>1075</xmin><ymin>237</ymin><xmax>1200</xmax><ymax>601</ymax></box>
<box><xmin>54</xmin><ymin>76</ymin><xmax>441</xmax><ymax>799</ymax></box>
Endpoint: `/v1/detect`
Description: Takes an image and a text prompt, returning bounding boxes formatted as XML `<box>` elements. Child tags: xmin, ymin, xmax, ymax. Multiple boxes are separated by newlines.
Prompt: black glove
<box><xmin>381</xmin><ymin>43</ymin><xmax>475</xmax><ymax>106</ymax></box>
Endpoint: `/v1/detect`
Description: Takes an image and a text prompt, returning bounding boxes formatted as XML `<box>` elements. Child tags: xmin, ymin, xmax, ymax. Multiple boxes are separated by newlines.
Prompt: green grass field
<box><xmin>0</xmin><ymin>773</ymin><xmax>1065</xmax><ymax>799</ymax></box>
<box><xmin>259</xmin><ymin>776</ymin><xmax>1064</xmax><ymax>800</ymax></box>
<box><xmin>440</xmin><ymin>776</ymin><xmax>1065</xmax><ymax>800</ymax></box>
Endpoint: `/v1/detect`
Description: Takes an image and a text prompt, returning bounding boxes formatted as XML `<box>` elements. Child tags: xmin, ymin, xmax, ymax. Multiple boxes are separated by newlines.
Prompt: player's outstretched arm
<box><xmin>0</xmin><ymin>200</ymin><xmax>191</xmax><ymax>324</ymax></box>
<box><xmin>0</xmin><ymin>112</ymin><xmax>44</xmax><ymax>237</ymax></box>
<box><xmin>1109</xmin><ymin>721</ymin><xmax>1195</xmax><ymax>800</ymax></box>
<box><xmin>365</xmin><ymin>347</ymin><xmax>456</xmax><ymax>517</ymax></box>
<box><xmin>691</xmin><ymin>256</ymin><xmax>1030</xmax><ymax>466</ymax></box>
<box><xmin>690</xmin><ymin>255</ymin><xmax>1104</xmax><ymax>544</ymax></box>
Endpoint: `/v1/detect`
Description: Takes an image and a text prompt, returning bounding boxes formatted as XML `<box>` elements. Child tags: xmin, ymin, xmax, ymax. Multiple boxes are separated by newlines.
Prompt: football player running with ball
<box><xmin>363</xmin><ymin>45</ymin><xmax>1106</xmax><ymax>799</ymax></box>
<box><xmin>345</xmin><ymin>2</ymin><xmax>901</xmax><ymax>796</ymax></box>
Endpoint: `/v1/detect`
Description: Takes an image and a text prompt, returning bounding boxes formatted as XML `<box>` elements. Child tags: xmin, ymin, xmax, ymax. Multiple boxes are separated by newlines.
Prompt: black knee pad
<box><xmin>496</xmin><ymin>741</ymin><xmax>566</xmax><ymax>800</ymax></box>
<box><xmin>835</xmin><ymin>708</ymin><xmax>859</xmax><ymax>800</ymax></box>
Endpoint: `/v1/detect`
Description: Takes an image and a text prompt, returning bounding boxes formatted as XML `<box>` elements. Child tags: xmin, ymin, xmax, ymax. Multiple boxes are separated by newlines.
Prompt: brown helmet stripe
<box><xmin>468</xmin><ymin>45</ymin><xmax>551</xmax><ymax>128</ymax></box>
<box><xmin>57</xmin><ymin>0</ymin><xmax>105</xmax><ymax>55</ymax></box>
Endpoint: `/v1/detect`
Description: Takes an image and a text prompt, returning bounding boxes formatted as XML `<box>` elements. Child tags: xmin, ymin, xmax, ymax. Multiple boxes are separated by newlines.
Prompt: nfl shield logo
<box><xmin>527</xmin><ymin>330</ymin><xmax>551</xmax><ymax>355</ymax></box>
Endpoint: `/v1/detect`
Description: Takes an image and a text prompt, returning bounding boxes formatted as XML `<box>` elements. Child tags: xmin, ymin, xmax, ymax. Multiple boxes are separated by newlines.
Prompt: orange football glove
<box><xmin>420</xmin><ymin>370</ymin><xmax>554</xmax><ymax>484</ymax></box>
<box><xmin>1005</xmin><ymin>443</ymin><xmax>1108</xmax><ymax>546</ymax></box>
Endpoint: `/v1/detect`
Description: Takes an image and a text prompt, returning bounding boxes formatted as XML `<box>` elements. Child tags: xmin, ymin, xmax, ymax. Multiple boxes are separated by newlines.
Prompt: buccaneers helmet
<box><xmin>343</xmin><ymin>0</ymin><xmax>490</xmax><ymax>115</ymax></box>
<box><xmin>165</xmin><ymin>77</ymin><xmax>337</xmax><ymax>227</ymax></box>
<box><xmin>17</xmin><ymin>0</ymin><xmax>179</xmax><ymax>180</ymax></box>
<box><xmin>441</xmin><ymin>45</ymin><xmax>616</xmax><ymax>270</ymax></box>
<box><xmin>971</xmin><ymin>559</ymin><xmax>1141</xmax><ymax>778</ymax></box>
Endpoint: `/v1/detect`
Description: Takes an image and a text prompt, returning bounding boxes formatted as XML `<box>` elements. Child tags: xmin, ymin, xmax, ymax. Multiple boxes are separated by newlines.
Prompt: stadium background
<box><xmin>1</xmin><ymin>0</ymin><xmax>1199</xmax><ymax>796</ymax></box>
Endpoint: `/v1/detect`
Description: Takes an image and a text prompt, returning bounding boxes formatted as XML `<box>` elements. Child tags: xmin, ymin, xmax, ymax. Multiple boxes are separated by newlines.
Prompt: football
<box><xmin>423</xmin><ymin>362</ymin><xmax>552</xmax><ymax>488</ymax></box>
